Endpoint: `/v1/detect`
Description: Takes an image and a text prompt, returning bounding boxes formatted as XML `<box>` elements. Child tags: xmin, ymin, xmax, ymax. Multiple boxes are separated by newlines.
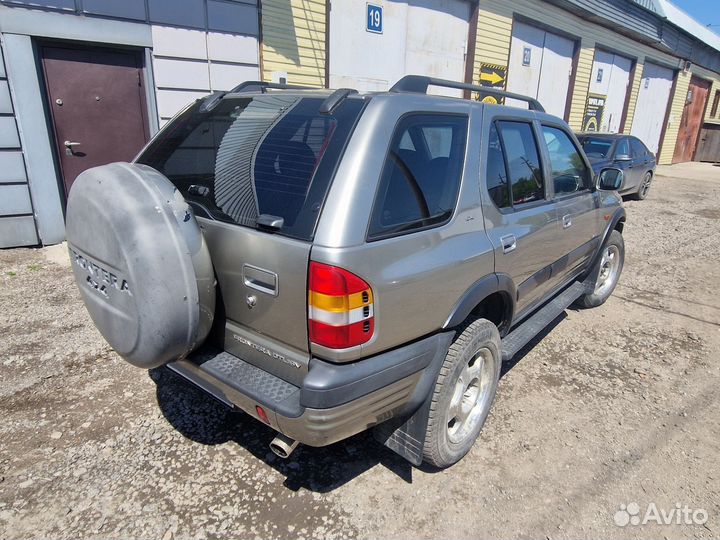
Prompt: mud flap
<box><xmin>372</xmin><ymin>331</ymin><xmax>454</xmax><ymax>466</ymax></box>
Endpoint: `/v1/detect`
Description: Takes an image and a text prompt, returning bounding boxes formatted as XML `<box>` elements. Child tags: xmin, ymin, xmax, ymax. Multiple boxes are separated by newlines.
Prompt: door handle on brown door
<box><xmin>500</xmin><ymin>234</ymin><xmax>516</xmax><ymax>254</ymax></box>
<box><xmin>64</xmin><ymin>141</ymin><xmax>81</xmax><ymax>148</ymax></box>
<box><xmin>562</xmin><ymin>214</ymin><xmax>572</xmax><ymax>229</ymax></box>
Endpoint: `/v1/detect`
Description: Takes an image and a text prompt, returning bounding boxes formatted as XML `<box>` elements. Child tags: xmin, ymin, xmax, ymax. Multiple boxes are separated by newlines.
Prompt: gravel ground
<box><xmin>1</xmin><ymin>163</ymin><xmax>719</xmax><ymax>539</ymax></box>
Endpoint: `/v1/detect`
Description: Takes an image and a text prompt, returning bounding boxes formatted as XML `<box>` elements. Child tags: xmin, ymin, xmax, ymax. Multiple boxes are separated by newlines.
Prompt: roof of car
<box><xmin>576</xmin><ymin>132</ymin><xmax>627</xmax><ymax>139</ymax></box>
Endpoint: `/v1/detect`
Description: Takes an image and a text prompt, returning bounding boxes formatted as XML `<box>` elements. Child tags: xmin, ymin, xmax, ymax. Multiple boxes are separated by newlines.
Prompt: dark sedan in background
<box><xmin>577</xmin><ymin>133</ymin><xmax>656</xmax><ymax>200</ymax></box>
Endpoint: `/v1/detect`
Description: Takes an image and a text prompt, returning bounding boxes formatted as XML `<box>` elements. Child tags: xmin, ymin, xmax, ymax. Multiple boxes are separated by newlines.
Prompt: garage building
<box><xmin>0</xmin><ymin>0</ymin><xmax>719</xmax><ymax>248</ymax></box>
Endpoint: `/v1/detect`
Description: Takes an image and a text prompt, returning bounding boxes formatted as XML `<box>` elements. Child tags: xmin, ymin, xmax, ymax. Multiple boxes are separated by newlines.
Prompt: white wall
<box><xmin>329</xmin><ymin>0</ymin><xmax>470</xmax><ymax>96</ymax></box>
<box><xmin>152</xmin><ymin>25</ymin><xmax>260</xmax><ymax>125</ymax></box>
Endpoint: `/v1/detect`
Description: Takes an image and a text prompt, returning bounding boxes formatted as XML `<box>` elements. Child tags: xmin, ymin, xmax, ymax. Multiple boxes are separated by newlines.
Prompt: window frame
<box><xmin>711</xmin><ymin>90</ymin><xmax>720</xmax><ymax>118</ymax></box>
<box><xmin>485</xmin><ymin>117</ymin><xmax>550</xmax><ymax>214</ymax></box>
<box><xmin>538</xmin><ymin>122</ymin><xmax>594</xmax><ymax>200</ymax></box>
<box><xmin>365</xmin><ymin>112</ymin><xmax>469</xmax><ymax>242</ymax></box>
<box><xmin>629</xmin><ymin>136</ymin><xmax>649</xmax><ymax>159</ymax></box>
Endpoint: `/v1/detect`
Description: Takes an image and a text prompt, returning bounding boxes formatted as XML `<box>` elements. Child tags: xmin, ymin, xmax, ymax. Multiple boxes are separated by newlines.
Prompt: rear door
<box><xmin>136</xmin><ymin>94</ymin><xmax>365</xmax><ymax>384</ymax></box>
<box><xmin>481</xmin><ymin>117</ymin><xmax>561</xmax><ymax>314</ymax></box>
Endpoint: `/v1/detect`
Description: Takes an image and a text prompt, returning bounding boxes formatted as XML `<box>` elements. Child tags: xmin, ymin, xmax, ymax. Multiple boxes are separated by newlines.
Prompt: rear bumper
<box><xmin>167</xmin><ymin>332</ymin><xmax>453</xmax><ymax>447</ymax></box>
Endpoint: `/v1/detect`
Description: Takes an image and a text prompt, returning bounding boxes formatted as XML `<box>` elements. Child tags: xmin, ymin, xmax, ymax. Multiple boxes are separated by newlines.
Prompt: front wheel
<box><xmin>422</xmin><ymin>318</ymin><xmax>501</xmax><ymax>468</ymax></box>
<box><xmin>575</xmin><ymin>229</ymin><xmax>624</xmax><ymax>308</ymax></box>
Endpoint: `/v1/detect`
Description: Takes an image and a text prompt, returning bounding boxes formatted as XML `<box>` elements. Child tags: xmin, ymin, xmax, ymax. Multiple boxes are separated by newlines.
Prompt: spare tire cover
<box><xmin>66</xmin><ymin>162</ymin><xmax>215</xmax><ymax>369</ymax></box>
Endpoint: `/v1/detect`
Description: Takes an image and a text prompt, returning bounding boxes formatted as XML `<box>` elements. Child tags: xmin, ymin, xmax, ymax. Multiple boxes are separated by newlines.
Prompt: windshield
<box><xmin>136</xmin><ymin>95</ymin><xmax>365</xmax><ymax>241</ymax></box>
<box><xmin>579</xmin><ymin>137</ymin><xmax>613</xmax><ymax>159</ymax></box>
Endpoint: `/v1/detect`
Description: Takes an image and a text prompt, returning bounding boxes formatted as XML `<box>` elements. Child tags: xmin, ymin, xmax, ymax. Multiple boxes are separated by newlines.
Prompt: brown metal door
<box><xmin>672</xmin><ymin>76</ymin><xmax>711</xmax><ymax>164</ymax></box>
<box><xmin>696</xmin><ymin>124</ymin><xmax>720</xmax><ymax>163</ymax></box>
<box><xmin>42</xmin><ymin>45</ymin><xmax>150</xmax><ymax>197</ymax></box>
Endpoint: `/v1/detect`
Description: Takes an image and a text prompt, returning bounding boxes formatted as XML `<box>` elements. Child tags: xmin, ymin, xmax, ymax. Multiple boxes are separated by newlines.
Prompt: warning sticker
<box><xmin>476</xmin><ymin>63</ymin><xmax>507</xmax><ymax>104</ymax></box>
<box><xmin>583</xmin><ymin>94</ymin><xmax>607</xmax><ymax>132</ymax></box>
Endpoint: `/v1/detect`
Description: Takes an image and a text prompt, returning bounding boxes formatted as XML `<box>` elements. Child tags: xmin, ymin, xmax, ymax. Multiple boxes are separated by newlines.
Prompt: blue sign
<box><xmin>367</xmin><ymin>4</ymin><xmax>382</xmax><ymax>34</ymax></box>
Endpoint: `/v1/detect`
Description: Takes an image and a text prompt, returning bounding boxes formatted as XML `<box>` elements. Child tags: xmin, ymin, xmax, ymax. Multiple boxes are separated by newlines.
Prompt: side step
<box><xmin>501</xmin><ymin>280</ymin><xmax>588</xmax><ymax>362</ymax></box>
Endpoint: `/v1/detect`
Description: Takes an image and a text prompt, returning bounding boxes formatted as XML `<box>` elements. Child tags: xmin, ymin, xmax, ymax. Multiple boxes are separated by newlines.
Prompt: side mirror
<box><xmin>614</xmin><ymin>154</ymin><xmax>632</xmax><ymax>162</ymax></box>
<box><xmin>597</xmin><ymin>168</ymin><xmax>624</xmax><ymax>191</ymax></box>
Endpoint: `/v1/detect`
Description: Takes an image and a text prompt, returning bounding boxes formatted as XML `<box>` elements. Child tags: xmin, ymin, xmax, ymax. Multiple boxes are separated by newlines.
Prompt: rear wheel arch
<box><xmin>443</xmin><ymin>273</ymin><xmax>515</xmax><ymax>335</ymax></box>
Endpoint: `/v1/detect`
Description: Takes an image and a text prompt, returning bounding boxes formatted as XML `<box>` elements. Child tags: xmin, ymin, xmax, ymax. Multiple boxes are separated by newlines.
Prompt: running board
<box><xmin>501</xmin><ymin>281</ymin><xmax>587</xmax><ymax>362</ymax></box>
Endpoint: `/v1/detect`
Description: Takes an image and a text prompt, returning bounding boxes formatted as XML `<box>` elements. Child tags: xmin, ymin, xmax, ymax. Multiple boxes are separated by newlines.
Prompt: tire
<box><xmin>422</xmin><ymin>318</ymin><xmax>501</xmax><ymax>468</ymax></box>
<box><xmin>66</xmin><ymin>162</ymin><xmax>216</xmax><ymax>369</ymax></box>
<box><xmin>575</xmin><ymin>229</ymin><xmax>624</xmax><ymax>309</ymax></box>
<box><xmin>630</xmin><ymin>171</ymin><xmax>653</xmax><ymax>200</ymax></box>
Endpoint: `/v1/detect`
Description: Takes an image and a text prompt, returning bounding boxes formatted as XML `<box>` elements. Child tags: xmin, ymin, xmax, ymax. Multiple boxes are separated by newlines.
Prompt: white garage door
<box><xmin>506</xmin><ymin>21</ymin><xmax>575</xmax><ymax>117</ymax></box>
<box><xmin>588</xmin><ymin>50</ymin><xmax>632</xmax><ymax>133</ymax></box>
<box><xmin>631</xmin><ymin>62</ymin><xmax>675</xmax><ymax>154</ymax></box>
<box><xmin>329</xmin><ymin>0</ymin><xmax>470</xmax><ymax>96</ymax></box>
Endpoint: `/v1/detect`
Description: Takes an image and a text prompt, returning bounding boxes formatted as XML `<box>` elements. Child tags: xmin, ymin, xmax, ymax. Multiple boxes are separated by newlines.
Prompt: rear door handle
<box><xmin>500</xmin><ymin>234</ymin><xmax>517</xmax><ymax>254</ymax></box>
<box><xmin>562</xmin><ymin>214</ymin><xmax>572</xmax><ymax>229</ymax></box>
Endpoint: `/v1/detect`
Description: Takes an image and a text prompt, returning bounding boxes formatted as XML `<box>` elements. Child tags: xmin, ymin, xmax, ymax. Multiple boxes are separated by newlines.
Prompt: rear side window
<box><xmin>486</xmin><ymin>124</ymin><xmax>510</xmax><ymax>208</ymax></box>
<box><xmin>630</xmin><ymin>138</ymin><xmax>648</xmax><ymax>158</ymax></box>
<box><xmin>497</xmin><ymin>121</ymin><xmax>544</xmax><ymax>205</ymax></box>
<box><xmin>368</xmin><ymin>114</ymin><xmax>468</xmax><ymax>240</ymax></box>
<box><xmin>136</xmin><ymin>95</ymin><xmax>364</xmax><ymax>241</ymax></box>
<box><xmin>541</xmin><ymin>126</ymin><xmax>591</xmax><ymax>196</ymax></box>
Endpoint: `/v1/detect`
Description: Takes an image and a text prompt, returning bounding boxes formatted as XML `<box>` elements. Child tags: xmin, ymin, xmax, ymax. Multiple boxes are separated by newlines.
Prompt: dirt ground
<box><xmin>1</xmin><ymin>163</ymin><xmax>719</xmax><ymax>539</ymax></box>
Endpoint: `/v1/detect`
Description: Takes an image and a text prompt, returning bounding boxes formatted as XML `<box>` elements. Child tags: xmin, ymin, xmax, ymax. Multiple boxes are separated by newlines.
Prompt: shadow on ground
<box><xmin>151</xmin><ymin>367</ymin><xmax>417</xmax><ymax>492</ymax></box>
<box><xmin>151</xmin><ymin>314</ymin><xmax>566</xmax><ymax>492</ymax></box>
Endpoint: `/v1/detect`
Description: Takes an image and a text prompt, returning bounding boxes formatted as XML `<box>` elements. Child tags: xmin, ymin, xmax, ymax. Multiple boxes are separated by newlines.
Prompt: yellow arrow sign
<box><xmin>480</xmin><ymin>71</ymin><xmax>505</xmax><ymax>85</ymax></box>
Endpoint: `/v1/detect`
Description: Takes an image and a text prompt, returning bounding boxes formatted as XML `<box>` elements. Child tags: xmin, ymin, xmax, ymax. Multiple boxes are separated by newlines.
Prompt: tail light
<box><xmin>308</xmin><ymin>262</ymin><xmax>374</xmax><ymax>349</ymax></box>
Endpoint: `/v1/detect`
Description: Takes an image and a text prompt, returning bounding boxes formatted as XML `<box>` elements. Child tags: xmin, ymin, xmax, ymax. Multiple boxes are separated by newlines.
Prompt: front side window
<box><xmin>579</xmin><ymin>136</ymin><xmax>612</xmax><ymax>159</ymax></box>
<box><xmin>615</xmin><ymin>137</ymin><xmax>630</xmax><ymax>157</ymax></box>
<box><xmin>368</xmin><ymin>114</ymin><xmax>468</xmax><ymax>240</ymax></box>
<box><xmin>541</xmin><ymin>126</ymin><xmax>591</xmax><ymax>196</ymax></box>
<box><xmin>497</xmin><ymin>121</ymin><xmax>544</xmax><ymax>205</ymax></box>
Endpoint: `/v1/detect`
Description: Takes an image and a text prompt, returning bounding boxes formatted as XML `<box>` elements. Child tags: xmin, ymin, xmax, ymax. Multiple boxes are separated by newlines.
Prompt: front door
<box><xmin>538</xmin><ymin>124</ymin><xmax>599</xmax><ymax>287</ymax></box>
<box><xmin>41</xmin><ymin>44</ymin><xmax>150</xmax><ymax>197</ymax></box>
<box><xmin>672</xmin><ymin>76</ymin><xmax>711</xmax><ymax>164</ymax></box>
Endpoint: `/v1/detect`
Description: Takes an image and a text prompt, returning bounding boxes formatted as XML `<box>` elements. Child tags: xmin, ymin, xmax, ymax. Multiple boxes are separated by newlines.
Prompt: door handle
<box><xmin>562</xmin><ymin>214</ymin><xmax>572</xmax><ymax>229</ymax></box>
<box><xmin>64</xmin><ymin>141</ymin><xmax>81</xmax><ymax>147</ymax></box>
<box><xmin>500</xmin><ymin>234</ymin><xmax>516</xmax><ymax>254</ymax></box>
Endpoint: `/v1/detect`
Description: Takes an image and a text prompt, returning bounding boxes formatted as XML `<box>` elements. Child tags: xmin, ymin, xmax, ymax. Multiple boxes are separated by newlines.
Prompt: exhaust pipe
<box><xmin>270</xmin><ymin>433</ymin><xmax>299</xmax><ymax>459</ymax></box>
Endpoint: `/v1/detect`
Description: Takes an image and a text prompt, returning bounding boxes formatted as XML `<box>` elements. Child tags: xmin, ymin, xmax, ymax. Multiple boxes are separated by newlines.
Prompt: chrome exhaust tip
<box><xmin>270</xmin><ymin>433</ymin><xmax>299</xmax><ymax>459</ymax></box>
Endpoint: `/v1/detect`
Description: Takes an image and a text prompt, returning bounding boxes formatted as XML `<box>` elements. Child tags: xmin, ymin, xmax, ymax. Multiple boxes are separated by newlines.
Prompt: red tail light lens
<box><xmin>308</xmin><ymin>262</ymin><xmax>374</xmax><ymax>349</ymax></box>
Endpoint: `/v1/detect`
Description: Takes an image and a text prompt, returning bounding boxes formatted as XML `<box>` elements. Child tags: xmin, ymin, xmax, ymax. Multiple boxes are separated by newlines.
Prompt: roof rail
<box><xmin>230</xmin><ymin>81</ymin><xmax>314</xmax><ymax>93</ymax></box>
<box><xmin>319</xmin><ymin>88</ymin><xmax>358</xmax><ymax>114</ymax></box>
<box><xmin>390</xmin><ymin>75</ymin><xmax>545</xmax><ymax>112</ymax></box>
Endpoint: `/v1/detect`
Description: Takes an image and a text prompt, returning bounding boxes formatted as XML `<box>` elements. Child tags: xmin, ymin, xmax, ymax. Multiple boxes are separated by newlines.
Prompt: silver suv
<box><xmin>66</xmin><ymin>76</ymin><xmax>626</xmax><ymax>468</ymax></box>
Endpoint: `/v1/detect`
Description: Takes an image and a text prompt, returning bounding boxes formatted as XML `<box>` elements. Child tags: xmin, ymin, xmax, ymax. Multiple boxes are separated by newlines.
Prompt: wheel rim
<box><xmin>594</xmin><ymin>244</ymin><xmax>621</xmax><ymax>296</ymax></box>
<box><xmin>446</xmin><ymin>347</ymin><xmax>495</xmax><ymax>445</ymax></box>
<box><xmin>640</xmin><ymin>173</ymin><xmax>652</xmax><ymax>197</ymax></box>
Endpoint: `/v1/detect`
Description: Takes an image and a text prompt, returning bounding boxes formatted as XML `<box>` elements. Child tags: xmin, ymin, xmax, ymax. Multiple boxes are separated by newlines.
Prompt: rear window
<box><xmin>136</xmin><ymin>95</ymin><xmax>365</xmax><ymax>241</ymax></box>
